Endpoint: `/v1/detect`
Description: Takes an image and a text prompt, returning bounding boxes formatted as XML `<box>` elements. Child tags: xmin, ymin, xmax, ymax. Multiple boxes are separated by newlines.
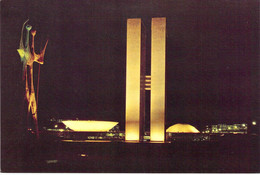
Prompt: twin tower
<box><xmin>125</xmin><ymin>17</ymin><xmax>166</xmax><ymax>142</ymax></box>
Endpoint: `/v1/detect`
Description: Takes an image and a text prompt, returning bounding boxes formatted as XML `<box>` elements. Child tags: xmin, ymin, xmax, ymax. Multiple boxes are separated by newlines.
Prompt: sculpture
<box><xmin>17</xmin><ymin>19</ymin><xmax>48</xmax><ymax>138</ymax></box>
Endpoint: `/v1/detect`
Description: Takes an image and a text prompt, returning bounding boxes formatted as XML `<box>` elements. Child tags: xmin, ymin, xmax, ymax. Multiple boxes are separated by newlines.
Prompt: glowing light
<box><xmin>61</xmin><ymin>140</ymin><xmax>112</xmax><ymax>143</ymax></box>
<box><xmin>47</xmin><ymin>129</ymin><xmax>66</xmax><ymax>131</ymax></box>
<box><xmin>106</xmin><ymin>133</ymin><xmax>114</xmax><ymax>136</ymax></box>
<box><xmin>80</xmin><ymin>154</ymin><xmax>87</xmax><ymax>157</ymax></box>
<box><xmin>46</xmin><ymin>160</ymin><xmax>58</xmax><ymax>164</ymax></box>
<box><xmin>17</xmin><ymin>19</ymin><xmax>48</xmax><ymax>77</ymax></box>
<box><xmin>61</xmin><ymin>120</ymin><xmax>118</xmax><ymax>132</ymax></box>
<box><xmin>17</xmin><ymin>19</ymin><xmax>48</xmax><ymax>139</ymax></box>
<box><xmin>252</xmin><ymin>121</ymin><xmax>256</xmax><ymax>125</ymax></box>
<box><xmin>125</xmin><ymin>140</ymin><xmax>140</xmax><ymax>143</ymax></box>
<box><xmin>150</xmin><ymin>17</ymin><xmax>166</xmax><ymax>142</ymax></box>
<box><xmin>125</xmin><ymin>18</ymin><xmax>142</xmax><ymax>141</ymax></box>
<box><xmin>166</xmin><ymin>124</ymin><xmax>200</xmax><ymax>133</ymax></box>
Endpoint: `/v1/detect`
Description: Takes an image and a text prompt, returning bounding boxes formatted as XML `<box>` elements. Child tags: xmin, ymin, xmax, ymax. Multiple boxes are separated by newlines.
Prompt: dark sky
<box><xmin>1</xmin><ymin>0</ymin><xmax>259</xmax><ymax>132</ymax></box>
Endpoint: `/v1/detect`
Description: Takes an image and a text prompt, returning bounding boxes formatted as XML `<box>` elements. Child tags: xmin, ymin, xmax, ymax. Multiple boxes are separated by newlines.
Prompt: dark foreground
<box><xmin>2</xmin><ymin>134</ymin><xmax>259</xmax><ymax>173</ymax></box>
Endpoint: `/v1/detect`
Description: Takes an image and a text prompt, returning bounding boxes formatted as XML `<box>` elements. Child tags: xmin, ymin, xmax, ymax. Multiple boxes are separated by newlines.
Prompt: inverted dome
<box><xmin>166</xmin><ymin>123</ymin><xmax>200</xmax><ymax>133</ymax></box>
<box><xmin>62</xmin><ymin>120</ymin><xmax>118</xmax><ymax>132</ymax></box>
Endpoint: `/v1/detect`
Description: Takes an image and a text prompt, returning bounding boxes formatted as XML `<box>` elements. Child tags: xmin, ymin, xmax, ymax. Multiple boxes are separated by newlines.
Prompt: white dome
<box><xmin>166</xmin><ymin>123</ymin><xmax>200</xmax><ymax>133</ymax></box>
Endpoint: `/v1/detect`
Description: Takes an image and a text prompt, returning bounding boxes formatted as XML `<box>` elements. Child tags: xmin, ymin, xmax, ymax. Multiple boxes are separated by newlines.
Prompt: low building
<box><xmin>43</xmin><ymin>119</ymin><xmax>124</xmax><ymax>141</ymax></box>
<box><xmin>203</xmin><ymin>123</ymin><xmax>247</xmax><ymax>134</ymax></box>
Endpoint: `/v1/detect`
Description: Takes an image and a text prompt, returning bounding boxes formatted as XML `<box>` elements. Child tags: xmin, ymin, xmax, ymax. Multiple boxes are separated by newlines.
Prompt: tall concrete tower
<box><xmin>125</xmin><ymin>17</ymin><xmax>166</xmax><ymax>142</ymax></box>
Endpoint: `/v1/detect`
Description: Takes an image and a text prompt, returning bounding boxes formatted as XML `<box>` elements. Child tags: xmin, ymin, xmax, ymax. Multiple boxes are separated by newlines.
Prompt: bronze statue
<box><xmin>17</xmin><ymin>19</ymin><xmax>48</xmax><ymax>138</ymax></box>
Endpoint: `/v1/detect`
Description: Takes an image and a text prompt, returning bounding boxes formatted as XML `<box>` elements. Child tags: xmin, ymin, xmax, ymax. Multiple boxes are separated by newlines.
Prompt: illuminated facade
<box><xmin>203</xmin><ymin>124</ymin><xmax>248</xmax><ymax>134</ymax></box>
<box><xmin>44</xmin><ymin>119</ymin><xmax>124</xmax><ymax>141</ymax></box>
<box><xmin>166</xmin><ymin>124</ymin><xmax>200</xmax><ymax>133</ymax></box>
<box><xmin>61</xmin><ymin>120</ymin><xmax>119</xmax><ymax>132</ymax></box>
<box><xmin>125</xmin><ymin>19</ymin><xmax>145</xmax><ymax>141</ymax></box>
<box><xmin>150</xmin><ymin>18</ymin><xmax>166</xmax><ymax>142</ymax></box>
<box><xmin>125</xmin><ymin>17</ymin><xmax>166</xmax><ymax>142</ymax></box>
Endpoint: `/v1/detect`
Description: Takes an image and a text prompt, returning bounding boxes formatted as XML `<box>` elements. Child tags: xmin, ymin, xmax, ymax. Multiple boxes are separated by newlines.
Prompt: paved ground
<box><xmin>2</xmin><ymin>135</ymin><xmax>259</xmax><ymax>172</ymax></box>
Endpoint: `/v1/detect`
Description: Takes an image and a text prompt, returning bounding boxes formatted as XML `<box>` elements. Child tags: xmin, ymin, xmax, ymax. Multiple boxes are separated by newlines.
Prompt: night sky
<box><xmin>1</xmin><ymin>0</ymin><xmax>259</xmax><ymax>136</ymax></box>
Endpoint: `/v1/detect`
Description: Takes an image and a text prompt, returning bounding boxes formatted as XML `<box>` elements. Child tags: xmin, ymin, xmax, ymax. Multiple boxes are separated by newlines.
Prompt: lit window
<box><xmin>106</xmin><ymin>133</ymin><xmax>114</xmax><ymax>137</ymax></box>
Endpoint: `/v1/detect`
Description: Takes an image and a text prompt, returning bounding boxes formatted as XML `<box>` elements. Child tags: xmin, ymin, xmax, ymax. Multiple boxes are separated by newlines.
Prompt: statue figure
<box><xmin>17</xmin><ymin>19</ymin><xmax>48</xmax><ymax>138</ymax></box>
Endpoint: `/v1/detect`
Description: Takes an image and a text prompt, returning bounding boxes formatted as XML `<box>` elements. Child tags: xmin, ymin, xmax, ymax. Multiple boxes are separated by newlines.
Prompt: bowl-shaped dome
<box><xmin>62</xmin><ymin>120</ymin><xmax>118</xmax><ymax>132</ymax></box>
<box><xmin>166</xmin><ymin>123</ymin><xmax>200</xmax><ymax>133</ymax></box>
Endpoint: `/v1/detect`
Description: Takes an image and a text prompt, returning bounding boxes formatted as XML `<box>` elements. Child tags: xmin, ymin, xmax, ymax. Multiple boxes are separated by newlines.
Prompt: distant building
<box><xmin>203</xmin><ymin>123</ymin><xmax>247</xmax><ymax>134</ymax></box>
<box><xmin>166</xmin><ymin>133</ymin><xmax>210</xmax><ymax>142</ymax></box>
<box><xmin>43</xmin><ymin>119</ymin><xmax>124</xmax><ymax>141</ymax></box>
<box><xmin>165</xmin><ymin>124</ymin><xmax>210</xmax><ymax>142</ymax></box>
<box><xmin>43</xmin><ymin>119</ymin><xmax>248</xmax><ymax>142</ymax></box>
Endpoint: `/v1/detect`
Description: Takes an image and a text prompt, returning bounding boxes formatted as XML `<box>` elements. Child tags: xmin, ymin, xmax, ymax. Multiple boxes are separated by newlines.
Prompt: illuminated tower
<box><xmin>125</xmin><ymin>17</ymin><xmax>166</xmax><ymax>142</ymax></box>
